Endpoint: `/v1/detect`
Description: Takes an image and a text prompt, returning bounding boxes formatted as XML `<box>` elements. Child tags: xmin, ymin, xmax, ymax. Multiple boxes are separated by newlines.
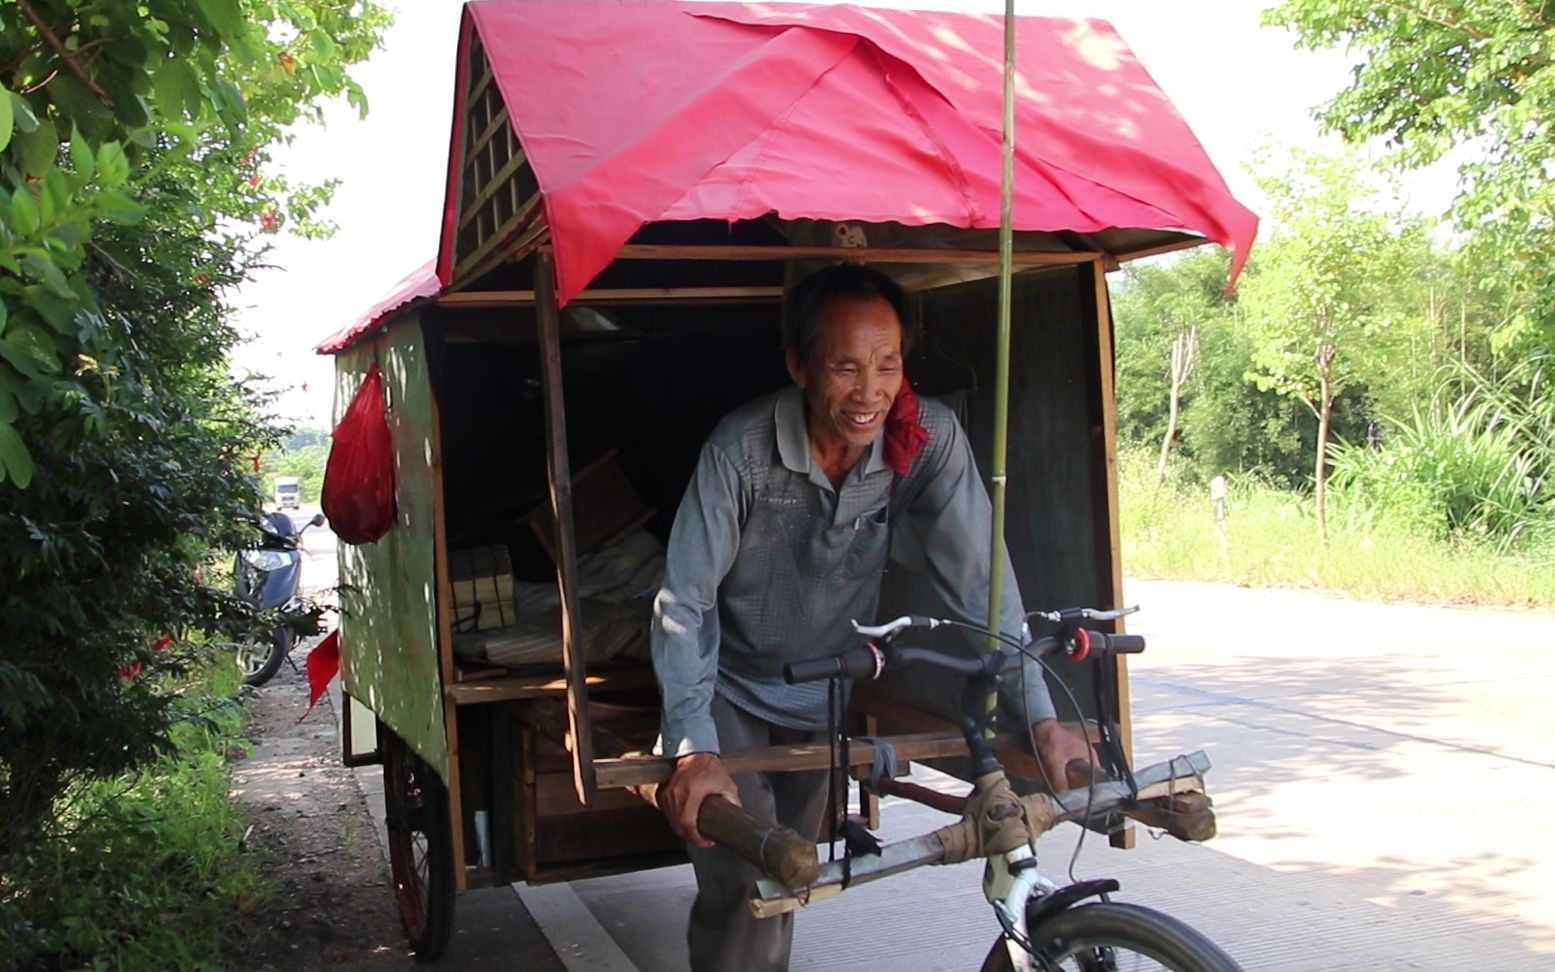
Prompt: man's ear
<box><xmin>785</xmin><ymin>348</ymin><xmax>807</xmax><ymax>388</ymax></box>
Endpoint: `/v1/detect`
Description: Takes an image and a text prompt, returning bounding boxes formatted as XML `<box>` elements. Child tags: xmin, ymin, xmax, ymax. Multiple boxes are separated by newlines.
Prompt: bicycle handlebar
<box><xmin>783</xmin><ymin>623</ymin><xmax>1146</xmax><ymax>685</ymax></box>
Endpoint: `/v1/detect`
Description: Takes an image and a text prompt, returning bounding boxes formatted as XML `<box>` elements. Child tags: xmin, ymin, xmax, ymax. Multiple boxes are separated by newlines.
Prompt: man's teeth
<box><xmin>847</xmin><ymin>413</ymin><xmax>879</xmax><ymax>426</ymax></box>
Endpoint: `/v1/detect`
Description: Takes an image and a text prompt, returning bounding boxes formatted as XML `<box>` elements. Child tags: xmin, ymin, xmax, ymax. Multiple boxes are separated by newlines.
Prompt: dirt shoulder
<box><xmin>224</xmin><ymin>653</ymin><xmax>418</xmax><ymax>971</ymax></box>
<box><xmin>224</xmin><ymin>642</ymin><xmax>564</xmax><ymax>971</ymax></box>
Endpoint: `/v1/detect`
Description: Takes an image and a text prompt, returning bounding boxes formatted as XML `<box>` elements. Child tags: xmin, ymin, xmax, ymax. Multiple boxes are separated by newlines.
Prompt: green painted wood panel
<box><xmin>333</xmin><ymin>316</ymin><xmax>448</xmax><ymax>781</ymax></box>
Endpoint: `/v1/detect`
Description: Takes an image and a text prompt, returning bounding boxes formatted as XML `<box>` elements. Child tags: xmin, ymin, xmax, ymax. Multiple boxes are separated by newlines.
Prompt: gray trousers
<box><xmin>686</xmin><ymin>695</ymin><xmax>831</xmax><ymax>972</ymax></box>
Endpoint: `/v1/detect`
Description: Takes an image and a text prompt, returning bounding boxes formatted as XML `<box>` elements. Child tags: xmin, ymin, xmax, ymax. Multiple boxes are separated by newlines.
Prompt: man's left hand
<box><xmin>1031</xmin><ymin>718</ymin><xmax>1095</xmax><ymax>793</ymax></box>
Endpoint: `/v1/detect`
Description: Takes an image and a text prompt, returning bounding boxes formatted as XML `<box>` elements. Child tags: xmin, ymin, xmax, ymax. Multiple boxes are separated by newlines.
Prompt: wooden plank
<box><xmin>464</xmin><ymin>105</ymin><xmax>510</xmax><ymax>168</ymax></box>
<box><xmin>467</xmin><ymin>57</ymin><xmax>495</xmax><ymax>108</ymax></box>
<box><xmin>459</xmin><ymin>146</ymin><xmax>529</xmax><ymax>231</ymax></box>
<box><xmin>438</xmin><ymin>285</ymin><xmax>786</xmax><ymax>308</ymax></box>
<box><xmin>516</xmin><ymin>726</ymin><xmax>538</xmax><ymax>878</ymax></box>
<box><xmin>426</xmin><ymin>344</ymin><xmax>470</xmax><ymax>889</ymax></box>
<box><xmin>518</xmin><ymin>698</ymin><xmax>821</xmax><ymax>887</ymax></box>
<box><xmin>1091</xmin><ymin>257</ymin><xmax>1134</xmax><ymax>851</ymax></box>
<box><xmin>592</xmin><ymin>731</ymin><xmax>989</xmax><ymax>789</ymax></box>
<box><xmin>452</xmin><ymin>193</ymin><xmax>543</xmax><ymax>286</ymax></box>
<box><xmin>1112</xmin><ymin>235</ymin><xmax>1207</xmax><ymax>265</ymax></box>
<box><xmin>849</xmin><ymin>683</ymin><xmax>1046</xmax><ymax>781</ymax></box>
<box><xmin>611</xmin><ymin>244</ymin><xmax>1096</xmax><ymax>266</ymax></box>
<box><xmin>447</xmin><ymin>665</ymin><xmax>656</xmax><ymax>704</ymax></box>
<box><xmin>490</xmin><ymin>706</ymin><xmax>513</xmax><ymax>884</ymax></box>
<box><xmin>535</xmin><ymin>250</ymin><xmax>597</xmax><ymax>806</ymax></box>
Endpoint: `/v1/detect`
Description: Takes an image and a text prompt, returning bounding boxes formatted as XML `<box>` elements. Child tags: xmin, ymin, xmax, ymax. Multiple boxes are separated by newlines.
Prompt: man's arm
<box><xmin>896</xmin><ymin>407</ymin><xmax>1092</xmax><ymax>789</ymax></box>
<box><xmin>650</xmin><ymin>442</ymin><xmax>745</xmax><ymax>844</ymax></box>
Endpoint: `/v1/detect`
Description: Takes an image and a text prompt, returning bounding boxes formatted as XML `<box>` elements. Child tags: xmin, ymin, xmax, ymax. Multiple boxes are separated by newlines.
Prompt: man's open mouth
<box><xmin>845</xmin><ymin>412</ymin><xmax>880</xmax><ymax>428</ymax></box>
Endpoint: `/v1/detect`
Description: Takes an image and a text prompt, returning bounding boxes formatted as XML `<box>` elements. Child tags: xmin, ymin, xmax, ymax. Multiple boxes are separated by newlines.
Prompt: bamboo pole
<box><xmin>985</xmin><ymin>1</ymin><xmax>1018</xmax><ymax>713</ymax></box>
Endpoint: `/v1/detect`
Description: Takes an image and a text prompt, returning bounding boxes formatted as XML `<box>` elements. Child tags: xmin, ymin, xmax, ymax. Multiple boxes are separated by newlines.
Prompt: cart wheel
<box><xmin>382</xmin><ymin>730</ymin><xmax>455</xmax><ymax>960</ymax></box>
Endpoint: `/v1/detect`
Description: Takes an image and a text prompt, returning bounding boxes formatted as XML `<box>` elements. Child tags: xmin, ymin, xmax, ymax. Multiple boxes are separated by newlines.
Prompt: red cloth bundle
<box><xmin>884</xmin><ymin>382</ymin><xmax>930</xmax><ymax>475</ymax></box>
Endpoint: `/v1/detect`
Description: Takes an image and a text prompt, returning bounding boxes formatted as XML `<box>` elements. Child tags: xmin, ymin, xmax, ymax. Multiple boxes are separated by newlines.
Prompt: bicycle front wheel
<box><xmin>980</xmin><ymin>901</ymin><xmax>1243</xmax><ymax>972</ymax></box>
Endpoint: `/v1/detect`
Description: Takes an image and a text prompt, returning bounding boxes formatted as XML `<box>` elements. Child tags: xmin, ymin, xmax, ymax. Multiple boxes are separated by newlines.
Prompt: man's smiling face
<box><xmin>789</xmin><ymin>294</ymin><xmax>905</xmax><ymax>454</ymax></box>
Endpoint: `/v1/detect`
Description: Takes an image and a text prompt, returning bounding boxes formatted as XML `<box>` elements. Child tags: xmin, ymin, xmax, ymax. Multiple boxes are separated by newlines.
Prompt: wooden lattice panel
<box><xmin>453</xmin><ymin>31</ymin><xmax>542</xmax><ymax>286</ymax></box>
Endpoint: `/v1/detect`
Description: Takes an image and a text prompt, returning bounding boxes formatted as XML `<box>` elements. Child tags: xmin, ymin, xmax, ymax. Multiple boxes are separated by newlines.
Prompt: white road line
<box><xmin>514</xmin><ymin>881</ymin><xmax>641</xmax><ymax>972</ymax></box>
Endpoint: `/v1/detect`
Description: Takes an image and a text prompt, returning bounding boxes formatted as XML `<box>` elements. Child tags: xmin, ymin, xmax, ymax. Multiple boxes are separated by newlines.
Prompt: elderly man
<box><xmin>651</xmin><ymin>263</ymin><xmax>1090</xmax><ymax>972</ymax></box>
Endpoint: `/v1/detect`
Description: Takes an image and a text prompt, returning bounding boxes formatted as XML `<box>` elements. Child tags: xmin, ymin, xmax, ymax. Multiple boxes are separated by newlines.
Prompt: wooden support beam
<box><xmin>1113</xmin><ymin>235</ymin><xmax>1206</xmax><ymax>265</ymax></box>
<box><xmin>459</xmin><ymin>148</ymin><xmax>530</xmax><ymax>231</ymax></box>
<box><xmin>438</xmin><ymin>286</ymin><xmax>786</xmax><ymax>308</ymax></box>
<box><xmin>465</xmin><ymin>105</ymin><xmax>511</xmax><ymax>164</ymax></box>
<box><xmin>591</xmin><ymin>731</ymin><xmax>1003</xmax><ymax>789</ymax></box>
<box><xmin>610</xmin><ymin>244</ymin><xmax>1097</xmax><ymax>266</ymax></box>
<box><xmin>515</xmin><ymin>699</ymin><xmax>821</xmax><ymax>887</ymax></box>
<box><xmin>426</xmin><ymin>335</ymin><xmax>471</xmax><ymax>889</ymax></box>
<box><xmin>534</xmin><ymin>251</ymin><xmax>597</xmax><ymax>806</ymax></box>
<box><xmin>467</xmin><ymin>60</ymin><xmax>495</xmax><ymax>107</ymax></box>
<box><xmin>452</xmin><ymin>192</ymin><xmax>542</xmax><ymax>285</ymax></box>
<box><xmin>1090</xmin><ymin>257</ymin><xmax>1134</xmax><ymax>851</ymax></box>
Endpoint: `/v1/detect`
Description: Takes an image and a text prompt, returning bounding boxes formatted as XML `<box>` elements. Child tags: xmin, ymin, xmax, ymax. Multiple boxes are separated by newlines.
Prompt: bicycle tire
<box><xmin>980</xmin><ymin>901</ymin><xmax>1243</xmax><ymax>972</ymax></box>
<box><xmin>239</xmin><ymin>627</ymin><xmax>292</xmax><ymax>687</ymax></box>
<box><xmin>382</xmin><ymin>730</ymin><xmax>456</xmax><ymax>961</ymax></box>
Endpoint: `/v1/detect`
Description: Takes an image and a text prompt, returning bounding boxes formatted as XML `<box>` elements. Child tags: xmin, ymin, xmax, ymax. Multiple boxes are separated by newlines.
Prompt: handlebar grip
<box><xmin>1107</xmin><ymin>634</ymin><xmax>1146</xmax><ymax>654</ymax></box>
<box><xmin>698</xmin><ymin>796</ymin><xmax>820</xmax><ymax>888</ymax></box>
<box><xmin>783</xmin><ymin>645</ymin><xmax>881</xmax><ymax>684</ymax></box>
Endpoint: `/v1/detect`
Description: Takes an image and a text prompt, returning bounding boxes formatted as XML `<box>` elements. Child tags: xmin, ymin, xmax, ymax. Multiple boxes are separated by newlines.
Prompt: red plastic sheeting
<box><xmin>323</xmin><ymin>0</ymin><xmax>1257</xmax><ymax>351</ymax></box>
<box><xmin>317</xmin><ymin>259</ymin><xmax>442</xmax><ymax>354</ymax></box>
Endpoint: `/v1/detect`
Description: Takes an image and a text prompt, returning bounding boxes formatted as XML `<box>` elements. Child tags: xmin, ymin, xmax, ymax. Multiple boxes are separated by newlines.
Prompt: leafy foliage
<box><xmin>262</xmin><ymin>427</ymin><xmax>329</xmax><ymax>503</ymax></box>
<box><xmin>0</xmin><ymin>662</ymin><xmax>259</xmax><ymax>972</ymax></box>
<box><xmin>1237</xmin><ymin>145</ymin><xmax>1431</xmax><ymax>537</ymax></box>
<box><xmin>1266</xmin><ymin>0</ymin><xmax>1555</xmax><ymax>357</ymax></box>
<box><xmin>1330</xmin><ymin>357</ymin><xmax>1555</xmax><ymax>551</ymax></box>
<box><xmin>0</xmin><ymin>0</ymin><xmax>388</xmax><ymax>897</ymax></box>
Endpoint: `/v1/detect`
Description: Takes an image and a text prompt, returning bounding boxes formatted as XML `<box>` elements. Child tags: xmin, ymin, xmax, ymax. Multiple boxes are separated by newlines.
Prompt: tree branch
<box><xmin>15</xmin><ymin>0</ymin><xmax>114</xmax><ymax>108</ymax></box>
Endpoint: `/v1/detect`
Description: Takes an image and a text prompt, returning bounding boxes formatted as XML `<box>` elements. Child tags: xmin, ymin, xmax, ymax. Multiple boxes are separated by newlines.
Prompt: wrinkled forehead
<box><xmin>814</xmin><ymin>295</ymin><xmax>904</xmax><ymax>354</ymax></box>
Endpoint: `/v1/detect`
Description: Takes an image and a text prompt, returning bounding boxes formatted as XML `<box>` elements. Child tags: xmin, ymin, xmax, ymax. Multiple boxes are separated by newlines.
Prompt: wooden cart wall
<box><xmin>334</xmin><ymin>316</ymin><xmax>450</xmax><ymax>781</ymax></box>
<box><xmin>874</xmin><ymin>261</ymin><xmax>1129</xmax><ymax>759</ymax></box>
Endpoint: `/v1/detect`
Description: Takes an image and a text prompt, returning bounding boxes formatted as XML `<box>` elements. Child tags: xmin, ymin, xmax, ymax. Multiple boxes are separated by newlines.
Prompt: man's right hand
<box><xmin>660</xmin><ymin>751</ymin><xmax>740</xmax><ymax>848</ymax></box>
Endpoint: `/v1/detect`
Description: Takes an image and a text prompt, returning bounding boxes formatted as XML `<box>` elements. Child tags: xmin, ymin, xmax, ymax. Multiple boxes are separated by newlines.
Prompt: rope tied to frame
<box><xmin>933</xmin><ymin>772</ymin><xmax>1057</xmax><ymax>866</ymax></box>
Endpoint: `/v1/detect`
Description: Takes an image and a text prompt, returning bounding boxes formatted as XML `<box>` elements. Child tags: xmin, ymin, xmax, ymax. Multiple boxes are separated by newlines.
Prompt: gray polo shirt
<box><xmin>652</xmin><ymin>385</ymin><xmax>1056</xmax><ymax>757</ymax></box>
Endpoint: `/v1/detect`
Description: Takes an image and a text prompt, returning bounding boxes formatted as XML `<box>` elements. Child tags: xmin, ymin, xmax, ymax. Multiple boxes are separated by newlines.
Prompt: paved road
<box><xmin>294</xmin><ymin>516</ymin><xmax>1555</xmax><ymax>969</ymax></box>
<box><xmin>571</xmin><ymin>581</ymin><xmax>1555</xmax><ymax>971</ymax></box>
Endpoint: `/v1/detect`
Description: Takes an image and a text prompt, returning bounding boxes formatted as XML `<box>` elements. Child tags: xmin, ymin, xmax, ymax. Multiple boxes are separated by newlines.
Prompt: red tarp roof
<box><xmin>320</xmin><ymin>0</ymin><xmax>1256</xmax><ymax>353</ymax></box>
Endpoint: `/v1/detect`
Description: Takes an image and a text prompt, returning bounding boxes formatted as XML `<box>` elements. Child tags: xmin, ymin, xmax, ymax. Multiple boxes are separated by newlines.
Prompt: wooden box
<box><xmin>450</xmin><ymin>544</ymin><xmax>517</xmax><ymax>632</ymax></box>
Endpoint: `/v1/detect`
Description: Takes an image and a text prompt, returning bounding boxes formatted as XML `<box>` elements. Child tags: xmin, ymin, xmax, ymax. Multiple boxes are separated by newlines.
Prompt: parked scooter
<box><xmin>235</xmin><ymin>510</ymin><xmax>326</xmax><ymax>686</ymax></box>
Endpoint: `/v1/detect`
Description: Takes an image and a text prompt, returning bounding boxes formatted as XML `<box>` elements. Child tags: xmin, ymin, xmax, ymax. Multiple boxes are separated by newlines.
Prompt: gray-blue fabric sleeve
<box><xmin>897</xmin><ymin>418</ymin><xmax>1058</xmax><ymax>723</ymax></box>
<box><xmin>651</xmin><ymin>442</ymin><xmax>746</xmax><ymax>757</ymax></box>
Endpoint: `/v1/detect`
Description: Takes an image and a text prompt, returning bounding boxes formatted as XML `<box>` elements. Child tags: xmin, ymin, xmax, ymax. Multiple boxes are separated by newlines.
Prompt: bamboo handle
<box><xmin>698</xmin><ymin>796</ymin><xmax>821</xmax><ymax>888</ymax></box>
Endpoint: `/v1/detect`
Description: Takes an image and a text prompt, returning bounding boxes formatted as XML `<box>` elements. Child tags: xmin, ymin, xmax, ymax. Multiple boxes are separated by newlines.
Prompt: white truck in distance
<box><xmin>274</xmin><ymin>476</ymin><xmax>301</xmax><ymax>510</ymax></box>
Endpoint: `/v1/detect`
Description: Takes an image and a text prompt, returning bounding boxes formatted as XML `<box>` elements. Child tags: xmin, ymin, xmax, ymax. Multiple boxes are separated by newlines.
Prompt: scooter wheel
<box><xmin>239</xmin><ymin>627</ymin><xmax>293</xmax><ymax>686</ymax></box>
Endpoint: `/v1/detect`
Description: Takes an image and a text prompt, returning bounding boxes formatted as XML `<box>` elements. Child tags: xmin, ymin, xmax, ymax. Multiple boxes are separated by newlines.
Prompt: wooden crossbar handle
<box><xmin>697</xmin><ymin>796</ymin><xmax>821</xmax><ymax>888</ymax></box>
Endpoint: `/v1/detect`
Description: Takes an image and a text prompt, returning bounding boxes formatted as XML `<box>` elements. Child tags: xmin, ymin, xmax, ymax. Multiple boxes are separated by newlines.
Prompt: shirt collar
<box><xmin>774</xmin><ymin>385</ymin><xmax>890</xmax><ymax>479</ymax></box>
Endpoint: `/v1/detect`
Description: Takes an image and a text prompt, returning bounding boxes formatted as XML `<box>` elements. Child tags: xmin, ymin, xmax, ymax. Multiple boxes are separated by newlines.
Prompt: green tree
<box><xmin>1266</xmin><ymin>0</ymin><xmax>1555</xmax><ymax>358</ymax></box>
<box><xmin>1238</xmin><ymin>146</ymin><xmax>1430</xmax><ymax>540</ymax></box>
<box><xmin>0</xmin><ymin>0</ymin><xmax>388</xmax><ymax>912</ymax></box>
<box><xmin>1112</xmin><ymin>248</ymin><xmax>1235</xmax><ymax>475</ymax></box>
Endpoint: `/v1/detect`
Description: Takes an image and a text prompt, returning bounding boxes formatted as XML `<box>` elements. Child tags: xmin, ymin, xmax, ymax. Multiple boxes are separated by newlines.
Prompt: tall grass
<box><xmin>0</xmin><ymin>658</ymin><xmax>259</xmax><ymax>972</ymax></box>
<box><xmin>1119</xmin><ymin>451</ymin><xmax>1555</xmax><ymax>608</ymax></box>
<box><xmin>1328</xmin><ymin>357</ymin><xmax>1553</xmax><ymax>553</ymax></box>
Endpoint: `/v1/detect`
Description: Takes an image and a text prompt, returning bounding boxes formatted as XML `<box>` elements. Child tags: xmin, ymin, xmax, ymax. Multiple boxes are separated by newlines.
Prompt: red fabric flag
<box><xmin>300</xmin><ymin>630</ymin><xmax>341</xmax><ymax>722</ymax></box>
<box><xmin>884</xmin><ymin>382</ymin><xmax>930</xmax><ymax>475</ymax></box>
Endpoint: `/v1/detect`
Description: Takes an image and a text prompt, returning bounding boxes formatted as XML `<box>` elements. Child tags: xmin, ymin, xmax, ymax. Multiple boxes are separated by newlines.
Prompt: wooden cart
<box><xmin>317</xmin><ymin>1</ymin><xmax>1255</xmax><ymax>958</ymax></box>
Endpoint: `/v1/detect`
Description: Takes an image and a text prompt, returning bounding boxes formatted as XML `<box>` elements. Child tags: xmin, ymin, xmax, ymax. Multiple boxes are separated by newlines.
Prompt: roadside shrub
<box><xmin>0</xmin><ymin>660</ymin><xmax>258</xmax><ymax>972</ymax></box>
<box><xmin>1329</xmin><ymin>360</ymin><xmax>1554</xmax><ymax>552</ymax></box>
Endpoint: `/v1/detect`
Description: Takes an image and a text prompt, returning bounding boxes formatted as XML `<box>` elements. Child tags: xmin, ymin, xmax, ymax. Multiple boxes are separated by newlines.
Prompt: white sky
<box><xmin>231</xmin><ymin>0</ymin><xmax>1455</xmax><ymax>429</ymax></box>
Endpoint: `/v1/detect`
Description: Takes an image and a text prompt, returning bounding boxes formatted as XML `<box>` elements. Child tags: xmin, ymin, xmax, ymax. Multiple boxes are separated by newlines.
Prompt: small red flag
<box><xmin>299</xmin><ymin>630</ymin><xmax>341</xmax><ymax>722</ymax></box>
